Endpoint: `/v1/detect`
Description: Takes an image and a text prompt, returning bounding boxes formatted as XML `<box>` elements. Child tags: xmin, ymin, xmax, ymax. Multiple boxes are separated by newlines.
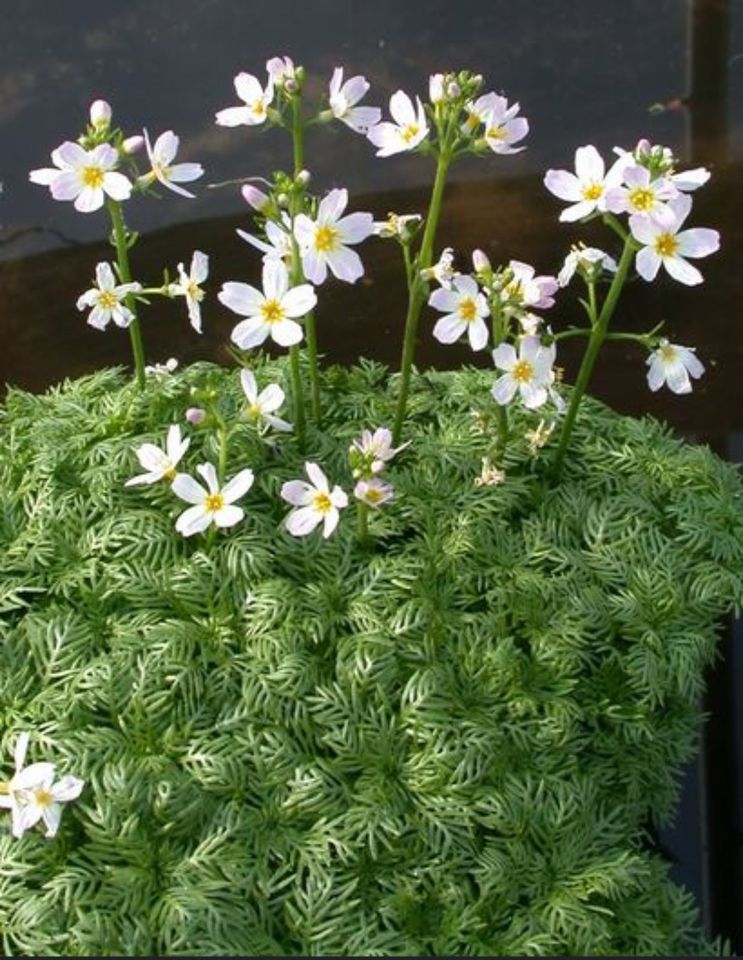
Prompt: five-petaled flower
<box><xmin>30</xmin><ymin>141</ymin><xmax>132</xmax><ymax>213</ymax></box>
<box><xmin>544</xmin><ymin>144</ymin><xmax>625</xmax><ymax>222</ymax></box>
<box><xmin>629</xmin><ymin>194</ymin><xmax>720</xmax><ymax>286</ymax></box>
<box><xmin>240</xmin><ymin>369</ymin><xmax>292</xmax><ymax>432</ymax></box>
<box><xmin>482</xmin><ymin>97</ymin><xmax>529</xmax><ymax>154</ymax></box>
<box><xmin>281</xmin><ymin>462</ymin><xmax>348</xmax><ymax>538</ymax></box>
<box><xmin>501</xmin><ymin>260</ymin><xmax>558</xmax><ymax>312</ymax></box>
<box><xmin>558</xmin><ymin>246</ymin><xmax>617</xmax><ymax>287</ymax></box>
<box><xmin>354</xmin><ymin>478</ymin><xmax>394</xmax><ymax>508</ymax></box>
<box><xmin>172</xmin><ymin>462</ymin><xmax>255</xmax><ymax>536</ymax></box>
<box><xmin>492</xmin><ymin>335</ymin><xmax>556</xmax><ymax>409</ymax></box>
<box><xmin>430</xmin><ymin>274</ymin><xmax>490</xmax><ymax>351</ymax></box>
<box><xmin>168</xmin><ymin>250</ymin><xmax>209</xmax><ymax>332</ymax></box>
<box><xmin>0</xmin><ymin>732</ymin><xmax>84</xmax><ymax>839</ymax></box>
<box><xmin>328</xmin><ymin>67</ymin><xmax>381</xmax><ymax>134</ymax></box>
<box><xmin>349</xmin><ymin>427</ymin><xmax>408</xmax><ymax>478</ymax></box>
<box><xmin>141</xmin><ymin>130</ymin><xmax>203</xmax><ymax>199</ymax></box>
<box><xmin>216</xmin><ymin>72</ymin><xmax>274</xmax><ymax>127</ymax></box>
<box><xmin>219</xmin><ymin>259</ymin><xmax>317</xmax><ymax>349</ymax></box>
<box><xmin>76</xmin><ymin>262</ymin><xmax>142</xmax><ymax>330</ymax></box>
<box><xmin>367</xmin><ymin>91</ymin><xmax>428</xmax><ymax>157</ymax></box>
<box><xmin>238</xmin><ymin>214</ymin><xmax>294</xmax><ymax>265</ymax></box>
<box><xmin>646</xmin><ymin>339</ymin><xmax>705</xmax><ymax>394</ymax></box>
<box><xmin>605</xmin><ymin>163</ymin><xmax>677</xmax><ymax>224</ymax></box>
<box><xmin>294</xmin><ymin>188</ymin><xmax>374</xmax><ymax>285</ymax></box>
<box><xmin>125</xmin><ymin>424</ymin><xmax>190</xmax><ymax>487</ymax></box>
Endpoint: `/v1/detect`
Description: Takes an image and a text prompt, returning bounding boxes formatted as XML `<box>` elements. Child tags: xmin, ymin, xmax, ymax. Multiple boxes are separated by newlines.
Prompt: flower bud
<box><xmin>429</xmin><ymin>73</ymin><xmax>445</xmax><ymax>104</ymax></box>
<box><xmin>241</xmin><ymin>183</ymin><xmax>270</xmax><ymax>212</ymax></box>
<box><xmin>276</xmin><ymin>192</ymin><xmax>290</xmax><ymax>208</ymax></box>
<box><xmin>122</xmin><ymin>134</ymin><xmax>144</xmax><ymax>155</ymax></box>
<box><xmin>446</xmin><ymin>80</ymin><xmax>461</xmax><ymax>99</ymax></box>
<box><xmin>185</xmin><ymin>407</ymin><xmax>206</xmax><ymax>425</ymax></box>
<box><xmin>295</xmin><ymin>169</ymin><xmax>311</xmax><ymax>187</ymax></box>
<box><xmin>89</xmin><ymin>99</ymin><xmax>112</xmax><ymax>128</ymax></box>
<box><xmin>284</xmin><ymin>78</ymin><xmax>299</xmax><ymax>94</ymax></box>
<box><xmin>472</xmin><ymin>248</ymin><xmax>491</xmax><ymax>272</ymax></box>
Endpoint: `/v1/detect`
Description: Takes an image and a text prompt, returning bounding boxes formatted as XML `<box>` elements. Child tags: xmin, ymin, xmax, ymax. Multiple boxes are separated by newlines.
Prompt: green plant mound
<box><xmin>1</xmin><ymin>360</ymin><xmax>742</xmax><ymax>957</ymax></box>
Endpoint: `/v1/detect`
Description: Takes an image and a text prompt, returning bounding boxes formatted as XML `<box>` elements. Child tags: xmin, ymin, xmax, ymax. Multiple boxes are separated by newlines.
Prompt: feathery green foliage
<box><xmin>1</xmin><ymin>359</ymin><xmax>741</xmax><ymax>956</ymax></box>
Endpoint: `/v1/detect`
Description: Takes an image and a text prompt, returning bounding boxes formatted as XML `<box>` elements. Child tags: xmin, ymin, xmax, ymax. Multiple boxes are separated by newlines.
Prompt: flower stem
<box><xmin>490</xmin><ymin>300</ymin><xmax>509</xmax><ymax>464</ymax></box>
<box><xmin>392</xmin><ymin>151</ymin><xmax>451</xmax><ymax>445</ymax></box>
<box><xmin>550</xmin><ymin>235</ymin><xmax>636</xmax><ymax>480</ymax></box>
<box><xmin>357</xmin><ymin>501</ymin><xmax>369</xmax><ymax>546</ymax></box>
<box><xmin>108</xmin><ymin>200</ymin><xmax>145</xmax><ymax>388</ymax></box>
<box><xmin>289</xmin><ymin>344</ymin><xmax>306</xmax><ymax>449</ymax></box>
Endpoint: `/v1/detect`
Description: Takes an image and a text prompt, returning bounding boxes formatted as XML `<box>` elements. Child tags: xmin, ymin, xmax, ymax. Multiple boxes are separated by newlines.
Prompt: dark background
<box><xmin>1</xmin><ymin>0</ymin><xmax>742</xmax><ymax>947</ymax></box>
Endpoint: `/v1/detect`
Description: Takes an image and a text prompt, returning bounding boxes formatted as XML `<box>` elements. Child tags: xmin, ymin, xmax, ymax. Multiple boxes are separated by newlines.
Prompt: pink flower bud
<box><xmin>90</xmin><ymin>99</ymin><xmax>112</xmax><ymax>128</ymax></box>
<box><xmin>185</xmin><ymin>407</ymin><xmax>206</xmax><ymax>425</ymax></box>
<box><xmin>241</xmin><ymin>184</ymin><xmax>270</xmax><ymax>212</ymax></box>
<box><xmin>472</xmin><ymin>248</ymin><xmax>491</xmax><ymax>272</ymax></box>
<box><xmin>122</xmin><ymin>135</ymin><xmax>144</xmax><ymax>155</ymax></box>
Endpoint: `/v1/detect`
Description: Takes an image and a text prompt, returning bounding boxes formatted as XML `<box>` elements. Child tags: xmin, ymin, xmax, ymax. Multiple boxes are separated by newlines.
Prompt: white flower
<box><xmin>168</xmin><ymin>250</ymin><xmax>208</xmax><ymax>332</ymax></box>
<box><xmin>492</xmin><ymin>336</ymin><xmax>555</xmax><ymax>409</ymax></box>
<box><xmin>89</xmin><ymin>99</ymin><xmax>112</xmax><ymax>128</ymax></box>
<box><xmin>557</xmin><ymin>245</ymin><xmax>618</xmax><ymax>287</ymax></box>
<box><xmin>605</xmin><ymin>163</ymin><xmax>677</xmax><ymax>223</ymax></box>
<box><xmin>430</xmin><ymin>274</ymin><xmax>490</xmax><ymax>351</ymax></box>
<box><xmin>350</xmin><ymin>427</ymin><xmax>408</xmax><ymax>477</ymax></box>
<box><xmin>0</xmin><ymin>732</ymin><xmax>84</xmax><ymax>839</ymax></box>
<box><xmin>266</xmin><ymin>56</ymin><xmax>295</xmax><ymax>87</ymax></box>
<box><xmin>216</xmin><ymin>72</ymin><xmax>274</xmax><ymax>127</ymax></box>
<box><xmin>30</xmin><ymin>141</ymin><xmax>131</xmax><ymax>213</ymax></box>
<box><xmin>629</xmin><ymin>194</ymin><xmax>720</xmax><ymax>286</ymax></box>
<box><xmin>125</xmin><ymin>424</ymin><xmax>190</xmax><ymax>487</ymax></box>
<box><xmin>240</xmin><ymin>369</ymin><xmax>292</xmax><ymax>432</ymax></box>
<box><xmin>422</xmin><ymin>247</ymin><xmax>456</xmax><ymax>288</ymax></box>
<box><xmin>281</xmin><ymin>462</ymin><xmax>348</xmax><ymax>538</ymax></box>
<box><xmin>172</xmin><ymin>463</ymin><xmax>254</xmax><ymax>536</ymax></box>
<box><xmin>294</xmin><ymin>188</ymin><xmax>374</xmax><ymax>285</ymax></box>
<box><xmin>237</xmin><ymin>215</ymin><xmax>293</xmax><ymax>264</ymax></box>
<box><xmin>501</xmin><ymin>261</ymin><xmax>558</xmax><ymax>311</ymax></box>
<box><xmin>142</xmin><ymin>130</ymin><xmax>203</xmax><ymax>199</ymax></box>
<box><xmin>219</xmin><ymin>259</ymin><xmax>316</xmax><ymax>349</ymax></box>
<box><xmin>670</xmin><ymin>167</ymin><xmax>711</xmax><ymax>192</ymax></box>
<box><xmin>144</xmin><ymin>357</ymin><xmax>179</xmax><ymax>377</ymax></box>
<box><xmin>354</xmin><ymin>478</ymin><xmax>394</xmax><ymax>507</ymax></box>
<box><xmin>372</xmin><ymin>212</ymin><xmax>422</xmax><ymax>239</ymax></box>
<box><xmin>367</xmin><ymin>91</ymin><xmax>428</xmax><ymax>157</ymax></box>
<box><xmin>76</xmin><ymin>262</ymin><xmax>142</xmax><ymax>330</ymax></box>
<box><xmin>482</xmin><ymin>98</ymin><xmax>529</xmax><ymax>155</ymax></box>
<box><xmin>646</xmin><ymin>339</ymin><xmax>705</xmax><ymax>394</ymax></box>
<box><xmin>544</xmin><ymin>145</ymin><xmax>626</xmax><ymax>222</ymax></box>
<box><xmin>429</xmin><ymin>73</ymin><xmax>446</xmax><ymax>104</ymax></box>
<box><xmin>474</xmin><ymin>457</ymin><xmax>506</xmax><ymax>487</ymax></box>
<box><xmin>329</xmin><ymin>67</ymin><xmax>381</xmax><ymax>134</ymax></box>
<box><xmin>615</xmin><ymin>140</ymin><xmax>711</xmax><ymax>193</ymax></box>
<box><xmin>462</xmin><ymin>92</ymin><xmax>501</xmax><ymax>134</ymax></box>
<box><xmin>122</xmin><ymin>135</ymin><xmax>144</xmax><ymax>155</ymax></box>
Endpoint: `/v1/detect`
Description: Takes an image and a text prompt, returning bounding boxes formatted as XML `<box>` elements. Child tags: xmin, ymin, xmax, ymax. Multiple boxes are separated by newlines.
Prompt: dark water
<box><xmin>2</xmin><ymin>0</ymin><xmax>743</xmax><ymax>946</ymax></box>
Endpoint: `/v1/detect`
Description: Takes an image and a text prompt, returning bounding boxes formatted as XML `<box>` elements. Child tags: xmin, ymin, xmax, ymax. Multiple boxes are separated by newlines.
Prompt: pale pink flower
<box><xmin>216</xmin><ymin>72</ymin><xmax>274</xmax><ymax>127</ymax></box>
<box><xmin>294</xmin><ymin>188</ymin><xmax>374</xmax><ymax>284</ymax></box>
<box><xmin>281</xmin><ymin>463</ymin><xmax>348</xmax><ymax>538</ymax></box>
<box><xmin>605</xmin><ymin>163</ymin><xmax>677</xmax><ymax>223</ymax></box>
<box><xmin>630</xmin><ymin>195</ymin><xmax>720</xmax><ymax>286</ymax></box>
<box><xmin>168</xmin><ymin>250</ymin><xmax>209</xmax><ymax>332</ymax></box>
<box><xmin>329</xmin><ymin>67</ymin><xmax>381</xmax><ymax>134</ymax></box>
<box><xmin>492</xmin><ymin>336</ymin><xmax>555</xmax><ymax>409</ymax></box>
<box><xmin>482</xmin><ymin>98</ymin><xmax>528</xmax><ymax>155</ymax></box>
<box><xmin>76</xmin><ymin>262</ymin><xmax>142</xmax><ymax>330</ymax></box>
<box><xmin>172</xmin><ymin>463</ymin><xmax>255</xmax><ymax>536</ymax></box>
<box><xmin>354</xmin><ymin>478</ymin><xmax>394</xmax><ymax>508</ymax></box>
<box><xmin>430</xmin><ymin>274</ymin><xmax>490</xmax><ymax>352</ymax></box>
<box><xmin>367</xmin><ymin>91</ymin><xmax>428</xmax><ymax>157</ymax></box>
<box><xmin>544</xmin><ymin>145</ymin><xmax>626</xmax><ymax>222</ymax></box>
<box><xmin>30</xmin><ymin>141</ymin><xmax>131</xmax><ymax>212</ymax></box>
<box><xmin>646</xmin><ymin>339</ymin><xmax>705</xmax><ymax>394</ymax></box>
<box><xmin>142</xmin><ymin>130</ymin><xmax>203</xmax><ymax>199</ymax></box>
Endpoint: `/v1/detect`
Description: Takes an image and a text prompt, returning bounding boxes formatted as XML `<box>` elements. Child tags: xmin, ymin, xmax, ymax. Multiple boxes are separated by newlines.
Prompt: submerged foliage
<box><xmin>1</xmin><ymin>359</ymin><xmax>742</xmax><ymax>956</ymax></box>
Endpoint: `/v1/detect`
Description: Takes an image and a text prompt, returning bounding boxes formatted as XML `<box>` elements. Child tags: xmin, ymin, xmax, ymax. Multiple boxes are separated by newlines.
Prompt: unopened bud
<box><xmin>241</xmin><ymin>183</ymin><xmax>270</xmax><ymax>212</ymax></box>
<box><xmin>186</xmin><ymin>407</ymin><xmax>206</xmax><ymax>425</ymax></box>
<box><xmin>295</xmin><ymin>168</ymin><xmax>311</xmax><ymax>187</ymax></box>
<box><xmin>122</xmin><ymin>134</ymin><xmax>144</xmax><ymax>155</ymax></box>
<box><xmin>276</xmin><ymin>192</ymin><xmax>290</xmax><ymax>208</ymax></box>
<box><xmin>446</xmin><ymin>80</ymin><xmax>461</xmax><ymax>99</ymax></box>
<box><xmin>429</xmin><ymin>73</ymin><xmax>445</xmax><ymax>104</ymax></box>
<box><xmin>472</xmin><ymin>248</ymin><xmax>491</xmax><ymax>272</ymax></box>
<box><xmin>284</xmin><ymin>78</ymin><xmax>299</xmax><ymax>94</ymax></box>
<box><xmin>90</xmin><ymin>99</ymin><xmax>112</xmax><ymax>128</ymax></box>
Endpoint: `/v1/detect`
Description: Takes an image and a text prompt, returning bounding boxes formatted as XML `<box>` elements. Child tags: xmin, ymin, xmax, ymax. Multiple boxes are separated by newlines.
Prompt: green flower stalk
<box><xmin>107</xmin><ymin>199</ymin><xmax>146</xmax><ymax>389</ymax></box>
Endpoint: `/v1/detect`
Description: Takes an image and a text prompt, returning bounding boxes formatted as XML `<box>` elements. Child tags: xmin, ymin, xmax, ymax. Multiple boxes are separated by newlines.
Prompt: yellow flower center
<box><xmin>248</xmin><ymin>402</ymin><xmax>262</xmax><ymax>418</ymax></box>
<box><xmin>163</xmin><ymin>467</ymin><xmax>176</xmax><ymax>481</ymax></box>
<box><xmin>0</xmin><ymin>781</ymin><xmax>9</xmax><ymax>796</ymax></box>
<box><xmin>252</xmin><ymin>101</ymin><xmax>266</xmax><ymax>117</ymax></box>
<box><xmin>401</xmin><ymin>123</ymin><xmax>420</xmax><ymax>144</ymax></box>
<box><xmin>458</xmin><ymin>297</ymin><xmax>477</xmax><ymax>322</ymax></box>
<box><xmin>82</xmin><ymin>166</ymin><xmax>105</xmax><ymax>188</ymax></box>
<box><xmin>654</xmin><ymin>233</ymin><xmax>679</xmax><ymax>257</ymax></box>
<box><xmin>465</xmin><ymin>113</ymin><xmax>479</xmax><ymax>130</ymax></box>
<box><xmin>98</xmin><ymin>290</ymin><xmax>119</xmax><ymax>309</ymax></box>
<box><xmin>628</xmin><ymin>187</ymin><xmax>655</xmax><ymax>211</ymax></box>
<box><xmin>35</xmin><ymin>788</ymin><xmax>53</xmax><ymax>808</ymax></box>
<box><xmin>186</xmin><ymin>280</ymin><xmax>203</xmax><ymax>301</ymax></box>
<box><xmin>261</xmin><ymin>299</ymin><xmax>284</xmax><ymax>323</ymax></box>
<box><xmin>486</xmin><ymin>125</ymin><xmax>506</xmax><ymax>140</ymax></box>
<box><xmin>365</xmin><ymin>488</ymin><xmax>383</xmax><ymax>504</ymax></box>
<box><xmin>314</xmin><ymin>225</ymin><xmax>339</xmax><ymax>252</ymax></box>
<box><xmin>512</xmin><ymin>360</ymin><xmax>534</xmax><ymax>383</ymax></box>
<box><xmin>582</xmin><ymin>183</ymin><xmax>603</xmax><ymax>201</ymax></box>
<box><xmin>659</xmin><ymin>344</ymin><xmax>678</xmax><ymax>362</ymax></box>
<box><xmin>504</xmin><ymin>280</ymin><xmax>524</xmax><ymax>302</ymax></box>
<box><xmin>313</xmin><ymin>492</ymin><xmax>333</xmax><ymax>514</ymax></box>
<box><xmin>205</xmin><ymin>493</ymin><xmax>225</xmax><ymax>513</ymax></box>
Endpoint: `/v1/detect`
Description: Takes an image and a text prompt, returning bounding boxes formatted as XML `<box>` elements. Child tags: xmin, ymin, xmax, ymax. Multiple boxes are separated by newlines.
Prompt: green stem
<box><xmin>392</xmin><ymin>151</ymin><xmax>452</xmax><ymax>445</ymax></box>
<box><xmin>588</xmin><ymin>278</ymin><xmax>598</xmax><ymax>329</ymax></box>
<box><xmin>108</xmin><ymin>200</ymin><xmax>145</xmax><ymax>388</ymax></box>
<box><xmin>289</xmin><ymin>344</ymin><xmax>306</xmax><ymax>449</ymax></box>
<box><xmin>217</xmin><ymin>422</ymin><xmax>229</xmax><ymax>484</ymax></box>
<box><xmin>551</xmin><ymin>235</ymin><xmax>636</xmax><ymax>480</ymax></box>
<box><xmin>489</xmin><ymin>299</ymin><xmax>509</xmax><ymax>464</ymax></box>
<box><xmin>357</xmin><ymin>501</ymin><xmax>369</xmax><ymax>546</ymax></box>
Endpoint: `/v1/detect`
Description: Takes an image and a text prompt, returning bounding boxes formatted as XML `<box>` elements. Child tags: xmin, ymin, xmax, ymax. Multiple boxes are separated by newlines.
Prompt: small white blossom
<box><xmin>430</xmin><ymin>274</ymin><xmax>490</xmax><ymax>352</ymax></box>
<box><xmin>429</xmin><ymin>73</ymin><xmax>446</xmax><ymax>104</ymax></box>
<box><xmin>30</xmin><ymin>141</ymin><xmax>131</xmax><ymax>212</ymax></box>
<box><xmin>266</xmin><ymin>56</ymin><xmax>295</xmax><ymax>87</ymax></box>
<box><xmin>168</xmin><ymin>250</ymin><xmax>208</xmax><ymax>333</ymax></box>
<box><xmin>472</xmin><ymin>248</ymin><xmax>491</xmax><ymax>272</ymax></box>
<box><xmin>501</xmin><ymin>260</ymin><xmax>558</xmax><ymax>311</ymax></box>
<box><xmin>216</xmin><ymin>72</ymin><xmax>274</xmax><ymax>127</ymax></box>
<box><xmin>172</xmin><ymin>463</ymin><xmax>254</xmax><ymax>536</ymax></box>
<box><xmin>482</xmin><ymin>98</ymin><xmax>529</xmax><ymax>154</ymax></box>
<box><xmin>328</xmin><ymin>67</ymin><xmax>381</xmax><ymax>134</ymax></box>
<box><xmin>294</xmin><ymin>188</ymin><xmax>374</xmax><ymax>285</ymax></box>
<box><xmin>122</xmin><ymin>135</ymin><xmax>144</xmax><ymax>155</ymax></box>
<box><xmin>630</xmin><ymin>194</ymin><xmax>720</xmax><ymax>286</ymax></box>
<box><xmin>144</xmin><ymin>357</ymin><xmax>179</xmax><ymax>377</ymax></box>
<box><xmin>141</xmin><ymin>130</ymin><xmax>203</xmax><ymax>199</ymax></box>
<box><xmin>492</xmin><ymin>336</ymin><xmax>555</xmax><ymax>409</ymax></box>
<box><xmin>354</xmin><ymin>478</ymin><xmax>394</xmax><ymax>507</ymax></box>
<box><xmin>558</xmin><ymin>246</ymin><xmax>618</xmax><ymax>287</ymax></box>
<box><xmin>462</xmin><ymin>91</ymin><xmax>501</xmax><ymax>134</ymax></box>
<box><xmin>422</xmin><ymin>247</ymin><xmax>456</xmax><ymax>288</ymax></box>
<box><xmin>367</xmin><ymin>91</ymin><xmax>428</xmax><ymax>157</ymax></box>
<box><xmin>240</xmin><ymin>369</ymin><xmax>292</xmax><ymax>432</ymax></box>
<box><xmin>219</xmin><ymin>259</ymin><xmax>316</xmax><ymax>349</ymax></box>
<box><xmin>544</xmin><ymin>145</ymin><xmax>626</xmax><ymax>222</ymax></box>
<box><xmin>372</xmin><ymin>212</ymin><xmax>422</xmax><ymax>239</ymax></box>
<box><xmin>281</xmin><ymin>462</ymin><xmax>348</xmax><ymax>538</ymax></box>
<box><xmin>125</xmin><ymin>424</ymin><xmax>190</xmax><ymax>487</ymax></box>
<box><xmin>76</xmin><ymin>262</ymin><xmax>142</xmax><ymax>330</ymax></box>
<box><xmin>350</xmin><ymin>427</ymin><xmax>408</xmax><ymax>478</ymax></box>
<box><xmin>605</xmin><ymin>163</ymin><xmax>678</xmax><ymax>223</ymax></box>
<box><xmin>89</xmin><ymin>99</ymin><xmax>112</xmax><ymax>128</ymax></box>
<box><xmin>646</xmin><ymin>339</ymin><xmax>705</xmax><ymax>394</ymax></box>
<box><xmin>237</xmin><ymin>214</ymin><xmax>293</xmax><ymax>264</ymax></box>
<box><xmin>242</xmin><ymin>183</ymin><xmax>271</xmax><ymax>212</ymax></box>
